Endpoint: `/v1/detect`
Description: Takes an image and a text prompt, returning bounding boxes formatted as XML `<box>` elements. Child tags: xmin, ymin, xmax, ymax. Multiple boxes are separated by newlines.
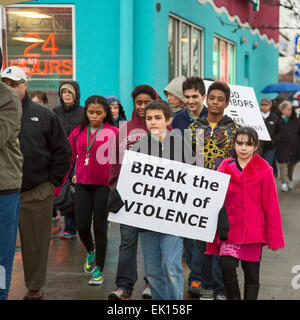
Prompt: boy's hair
<box><xmin>182</xmin><ymin>76</ymin><xmax>206</xmax><ymax>96</ymax></box>
<box><xmin>207</xmin><ymin>81</ymin><xmax>231</xmax><ymax>102</ymax></box>
<box><xmin>131</xmin><ymin>84</ymin><xmax>158</xmax><ymax>101</ymax></box>
<box><xmin>233</xmin><ymin>127</ymin><xmax>259</xmax><ymax>147</ymax></box>
<box><xmin>144</xmin><ymin>100</ymin><xmax>172</xmax><ymax>121</ymax></box>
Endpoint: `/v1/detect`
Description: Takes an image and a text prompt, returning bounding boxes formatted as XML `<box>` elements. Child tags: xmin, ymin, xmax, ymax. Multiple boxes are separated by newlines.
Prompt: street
<box><xmin>8</xmin><ymin>165</ymin><xmax>300</xmax><ymax>300</ymax></box>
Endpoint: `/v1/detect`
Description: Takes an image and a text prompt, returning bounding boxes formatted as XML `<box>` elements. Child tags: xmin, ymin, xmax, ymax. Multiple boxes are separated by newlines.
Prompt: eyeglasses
<box><xmin>2</xmin><ymin>78</ymin><xmax>26</xmax><ymax>88</ymax></box>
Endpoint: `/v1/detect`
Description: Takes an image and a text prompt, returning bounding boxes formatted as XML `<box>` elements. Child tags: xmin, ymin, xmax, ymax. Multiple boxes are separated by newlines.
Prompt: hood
<box><xmin>106</xmin><ymin>95</ymin><xmax>127</xmax><ymax>121</ymax></box>
<box><xmin>163</xmin><ymin>76</ymin><xmax>186</xmax><ymax>102</ymax></box>
<box><xmin>58</xmin><ymin>80</ymin><xmax>81</xmax><ymax>111</ymax></box>
<box><xmin>129</xmin><ymin>85</ymin><xmax>161</xmax><ymax>131</ymax></box>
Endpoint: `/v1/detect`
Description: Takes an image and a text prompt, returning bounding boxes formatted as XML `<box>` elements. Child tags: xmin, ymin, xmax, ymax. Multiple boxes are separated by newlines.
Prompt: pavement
<box><xmin>8</xmin><ymin>164</ymin><xmax>300</xmax><ymax>300</ymax></box>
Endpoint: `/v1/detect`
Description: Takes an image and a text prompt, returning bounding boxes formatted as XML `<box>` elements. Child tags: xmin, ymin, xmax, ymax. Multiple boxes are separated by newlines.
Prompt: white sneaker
<box><xmin>142</xmin><ymin>285</ymin><xmax>152</xmax><ymax>299</ymax></box>
<box><xmin>281</xmin><ymin>183</ymin><xmax>288</xmax><ymax>192</ymax></box>
<box><xmin>288</xmin><ymin>183</ymin><xmax>293</xmax><ymax>190</ymax></box>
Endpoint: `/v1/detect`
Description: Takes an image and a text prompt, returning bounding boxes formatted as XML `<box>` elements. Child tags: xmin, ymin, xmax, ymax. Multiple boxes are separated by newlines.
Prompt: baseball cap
<box><xmin>260</xmin><ymin>97</ymin><xmax>271</xmax><ymax>105</ymax></box>
<box><xmin>1</xmin><ymin>66</ymin><xmax>27</xmax><ymax>81</ymax></box>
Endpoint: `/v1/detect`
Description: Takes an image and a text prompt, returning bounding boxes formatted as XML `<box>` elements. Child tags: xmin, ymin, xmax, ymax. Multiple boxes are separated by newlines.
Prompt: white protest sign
<box><xmin>204</xmin><ymin>81</ymin><xmax>271</xmax><ymax>141</ymax></box>
<box><xmin>108</xmin><ymin>150</ymin><xmax>230</xmax><ymax>242</ymax></box>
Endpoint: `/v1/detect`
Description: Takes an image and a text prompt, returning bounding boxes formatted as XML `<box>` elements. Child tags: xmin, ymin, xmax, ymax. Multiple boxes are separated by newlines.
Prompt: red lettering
<box><xmin>36</xmin><ymin>60</ymin><xmax>49</xmax><ymax>75</ymax></box>
<box><xmin>41</xmin><ymin>33</ymin><xmax>58</xmax><ymax>57</ymax></box>
<box><xmin>61</xmin><ymin>60</ymin><xmax>73</xmax><ymax>75</ymax></box>
<box><xmin>49</xmin><ymin>60</ymin><xmax>61</xmax><ymax>74</ymax></box>
<box><xmin>24</xmin><ymin>33</ymin><xmax>42</xmax><ymax>57</ymax></box>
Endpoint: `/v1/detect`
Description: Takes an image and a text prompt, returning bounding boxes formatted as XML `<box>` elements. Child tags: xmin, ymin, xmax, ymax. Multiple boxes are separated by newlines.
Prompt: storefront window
<box><xmin>213</xmin><ymin>36</ymin><xmax>235</xmax><ymax>84</ymax></box>
<box><xmin>3</xmin><ymin>6</ymin><xmax>74</xmax><ymax>91</ymax></box>
<box><xmin>168</xmin><ymin>15</ymin><xmax>202</xmax><ymax>82</ymax></box>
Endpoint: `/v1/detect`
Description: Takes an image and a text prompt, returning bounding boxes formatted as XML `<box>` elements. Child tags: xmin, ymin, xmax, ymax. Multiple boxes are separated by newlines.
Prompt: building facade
<box><xmin>0</xmin><ymin>0</ymin><xmax>279</xmax><ymax>115</ymax></box>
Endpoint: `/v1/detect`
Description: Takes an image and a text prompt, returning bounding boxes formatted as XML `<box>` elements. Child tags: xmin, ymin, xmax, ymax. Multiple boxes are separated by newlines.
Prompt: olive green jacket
<box><xmin>0</xmin><ymin>81</ymin><xmax>23</xmax><ymax>191</ymax></box>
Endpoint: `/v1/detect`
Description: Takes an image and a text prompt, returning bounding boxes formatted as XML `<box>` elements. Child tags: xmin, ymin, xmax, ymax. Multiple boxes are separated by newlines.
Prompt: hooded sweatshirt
<box><xmin>163</xmin><ymin>76</ymin><xmax>186</xmax><ymax>115</ymax></box>
<box><xmin>53</xmin><ymin>80</ymin><xmax>84</xmax><ymax>137</ymax></box>
<box><xmin>106</xmin><ymin>95</ymin><xmax>127</xmax><ymax>127</ymax></box>
<box><xmin>108</xmin><ymin>85</ymin><xmax>163</xmax><ymax>188</ymax></box>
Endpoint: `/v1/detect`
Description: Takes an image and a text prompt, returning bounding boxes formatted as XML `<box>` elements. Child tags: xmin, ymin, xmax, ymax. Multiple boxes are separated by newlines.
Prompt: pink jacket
<box><xmin>54</xmin><ymin>123</ymin><xmax>118</xmax><ymax>196</ymax></box>
<box><xmin>206</xmin><ymin>154</ymin><xmax>285</xmax><ymax>254</ymax></box>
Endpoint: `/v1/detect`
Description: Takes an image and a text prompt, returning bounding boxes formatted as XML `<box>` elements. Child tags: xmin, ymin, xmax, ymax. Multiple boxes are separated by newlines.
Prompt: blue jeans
<box><xmin>115</xmin><ymin>224</ymin><xmax>142</xmax><ymax>294</ymax></box>
<box><xmin>199</xmin><ymin>241</ymin><xmax>225</xmax><ymax>295</ymax></box>
<box><xmin>0</xmin><ymin>192</ymin><xmax>20</xmax><ymax>300</ymax></box>
<box><xmin>183</xmin><ymin>238</ymin><xmax>202</xmax><ymax>284</ymax></box>
<box><xmin>140</xmin><ymin>231</ymin><xmax>184</xmax><ymax>300</ymax></box>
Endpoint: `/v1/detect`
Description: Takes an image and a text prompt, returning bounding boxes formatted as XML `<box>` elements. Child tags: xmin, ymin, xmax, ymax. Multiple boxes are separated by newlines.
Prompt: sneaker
<box><xmin>215</xmin><ymin>294</ymin><xmax>227</xmax><ymax>300</ymax></box>
<box><xmin>281</xmin><ymin>183</ymin><xmax>288</xmax><ymax>192</ymax></box>
<box><xmin>60</xmin><ymin>232</ymin><xmax>77</xmax><ymax>239</ymax></box>
<box><xmin>84</xmin><ymin>252</ymin><xmax>96</xmax><ymax>273</ymax></box>
<box><xmin>142</xmin><ymin>284</ymin><xmax>152</xmax><ymax>299</ymax></box>
<box><xmin>288</xmin><ymin>183</ymin><xmax>293</xmax><ymax>190</ymax></box>
<box><xmin>88</xmin><ymin>266</ymin><xmax>103</xmax><ymax>285</ymax></box>
<box><xmin>188</xmin><ymin>281</ymin><xmax>202</xmax><ymax>297</ymax></box>
<box><xmin>200</xmin><ymin>288</ymin><xmax>214</xmax><ymax>300</ymax></box>
<box><xmin>108</xmin><ymin>288</ymin><xmax>131</xmax><ymax>300</ymax></box>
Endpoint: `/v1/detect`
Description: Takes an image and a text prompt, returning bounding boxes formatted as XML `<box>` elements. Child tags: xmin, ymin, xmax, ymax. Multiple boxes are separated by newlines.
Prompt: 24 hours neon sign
<box><xmin>9</xmin><ymin>33</ymin><xmax>73</xmax><ymax>77</ymax></box>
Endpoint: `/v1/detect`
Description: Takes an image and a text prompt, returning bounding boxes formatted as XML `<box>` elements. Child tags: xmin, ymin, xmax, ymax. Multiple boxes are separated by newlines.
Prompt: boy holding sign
<box><xmin>130</xmin><ymin>100</ymin><xmax>194</xmax><ymax>300</ymax></box>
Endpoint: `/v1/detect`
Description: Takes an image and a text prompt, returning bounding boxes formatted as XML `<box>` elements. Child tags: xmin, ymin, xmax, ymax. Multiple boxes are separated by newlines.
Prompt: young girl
<box><xmin>67</xmin><ymin>95</ymin><xmax>118</xmax><ymax>285</ymax></box>
<box><xmin>206</xmin><ymin>127</ymin><xmax>285</xmax><ymax>300</ymax></box>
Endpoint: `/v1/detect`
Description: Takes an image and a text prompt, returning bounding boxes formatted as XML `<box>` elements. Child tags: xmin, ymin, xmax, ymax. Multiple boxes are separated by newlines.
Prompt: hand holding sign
<box><xmin>108</xmin><ymin>151</ymin><xmax>230</xmax><ymax>242</ymax></box>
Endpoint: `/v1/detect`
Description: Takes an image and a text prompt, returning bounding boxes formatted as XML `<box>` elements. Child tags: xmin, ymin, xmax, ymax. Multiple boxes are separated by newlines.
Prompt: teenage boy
<box><xmin>108</xmin><ymin>84</ymin><xmax>159</xmax><ymax>300</ymax></box>
<box><xmin>131</xmin><ymin>100</ymin><xmax>195</xmax><ymax>299</ymax></box>
<box><xmin>189</xmin><ymin>80</ymin><xmax>239</xmax><ymax>300</ymax></box>
<box><xmin>171</xmin><ymin>76</ymin><xmax>208</xmax><ymax>298</ymax></box>
<box><xmin>171</xmin><ymin>76</ymin><xmax>208</xmax><ymax>136</ymax></box>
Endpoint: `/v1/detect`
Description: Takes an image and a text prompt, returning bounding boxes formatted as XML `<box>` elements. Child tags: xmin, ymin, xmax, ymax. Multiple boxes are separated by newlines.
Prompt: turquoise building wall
<box><xmin>22</xmin><ymin>0</ymin><xmax>279</xmax><ymax>116</ymax></box>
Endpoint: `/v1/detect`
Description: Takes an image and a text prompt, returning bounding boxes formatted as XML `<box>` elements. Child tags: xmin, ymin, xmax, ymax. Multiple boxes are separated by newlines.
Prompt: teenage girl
<box><xmin>67</xmin><ymin>95</ymin><xmax>118</xmax><ymax>285</ymax></box>
<box><xmin>206</xmin><ymin>127</ymin><xmax>285</xmax><ymax>300</ymax></box>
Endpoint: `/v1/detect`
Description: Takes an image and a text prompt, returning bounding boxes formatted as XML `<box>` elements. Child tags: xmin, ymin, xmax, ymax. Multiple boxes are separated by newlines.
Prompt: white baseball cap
<box><xmin>1</xmin><ymin>66</ymin><xmax>27</xmax><ymax>81</ymax></box>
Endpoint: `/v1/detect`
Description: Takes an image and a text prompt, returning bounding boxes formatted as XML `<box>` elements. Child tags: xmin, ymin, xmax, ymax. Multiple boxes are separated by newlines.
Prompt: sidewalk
<box><xmin>8</xmin><ymin>163</ymin><xmax>300</xmax><ymax>300</ymax></box>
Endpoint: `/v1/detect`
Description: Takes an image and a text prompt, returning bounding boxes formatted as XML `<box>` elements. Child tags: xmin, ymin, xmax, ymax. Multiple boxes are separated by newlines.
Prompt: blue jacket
<box><xmin>171</xmin><ymin>107</ymin><xmax>208</xmax><ymax>135</ymax></box>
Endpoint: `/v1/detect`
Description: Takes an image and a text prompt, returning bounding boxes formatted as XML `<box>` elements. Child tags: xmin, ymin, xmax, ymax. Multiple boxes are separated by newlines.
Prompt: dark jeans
<box><xmin>199</xmin><ymin>241</ymin><xmax>225</xmax><ymax>295</ymax></box>
<box><xmin>183</xmin><ymin>238</ymin><xmax>202</xmax><ymax>284</ymax></box>
<box><xmin>115</xmin><ymin>224</ymin><xmax>144</xmax><ymax>295</ymax></box>
<box><xmin>64</xmin><ymin>215</ymin><xmax>77</xmax><ymax>235</ymax></box>
<box><xmin>74</xmin><ymin>184</ymin><xmax>110</xmax><ymax>270</ymax></box>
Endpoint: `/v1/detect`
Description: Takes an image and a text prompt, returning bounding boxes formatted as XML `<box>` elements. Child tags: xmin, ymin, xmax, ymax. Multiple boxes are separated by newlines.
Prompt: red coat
<box><xmin>206</xmin><ymin>154</ymin><xmax>285</xmax><ymax>254</ymax></box>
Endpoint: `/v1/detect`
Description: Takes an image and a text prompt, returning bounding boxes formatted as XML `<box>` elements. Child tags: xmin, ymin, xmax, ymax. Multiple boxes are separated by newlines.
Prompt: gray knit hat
<box><xmin>163</xmin><ymin>76</ymin><xmax>186</xmax><ymax>103</ymax></box>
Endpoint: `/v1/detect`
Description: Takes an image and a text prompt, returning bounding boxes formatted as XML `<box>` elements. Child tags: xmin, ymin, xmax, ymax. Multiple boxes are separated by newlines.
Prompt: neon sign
<box><xmin>8</xmin><ymin>33</ymin><xmax>73</xmax><ymax>77</ymax></box>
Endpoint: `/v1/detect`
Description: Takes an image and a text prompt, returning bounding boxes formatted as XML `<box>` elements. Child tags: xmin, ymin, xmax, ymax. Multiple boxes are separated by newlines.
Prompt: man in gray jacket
<box><xmin>0</xmin><ymin>47</ymin><xmax>23</xmax><ymax>300</ymax></box>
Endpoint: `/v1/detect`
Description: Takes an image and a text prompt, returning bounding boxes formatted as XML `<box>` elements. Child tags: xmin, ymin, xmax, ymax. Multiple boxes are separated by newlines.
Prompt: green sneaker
<box><xmin>89</xmin><ymin>266</ymin><xmax>103</xmax><ymax>285</ymax></box>
<box><xmin>84</xmin><ymin>252</ymin><xmax>95</xmax><ymax>274</ymax></box>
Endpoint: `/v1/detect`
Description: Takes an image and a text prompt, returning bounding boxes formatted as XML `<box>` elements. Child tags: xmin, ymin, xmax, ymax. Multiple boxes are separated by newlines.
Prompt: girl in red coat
<box><xmin>206</xmin><ymin>127</ymin><xmax>284</xmax><ymax>300</ymax></box>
